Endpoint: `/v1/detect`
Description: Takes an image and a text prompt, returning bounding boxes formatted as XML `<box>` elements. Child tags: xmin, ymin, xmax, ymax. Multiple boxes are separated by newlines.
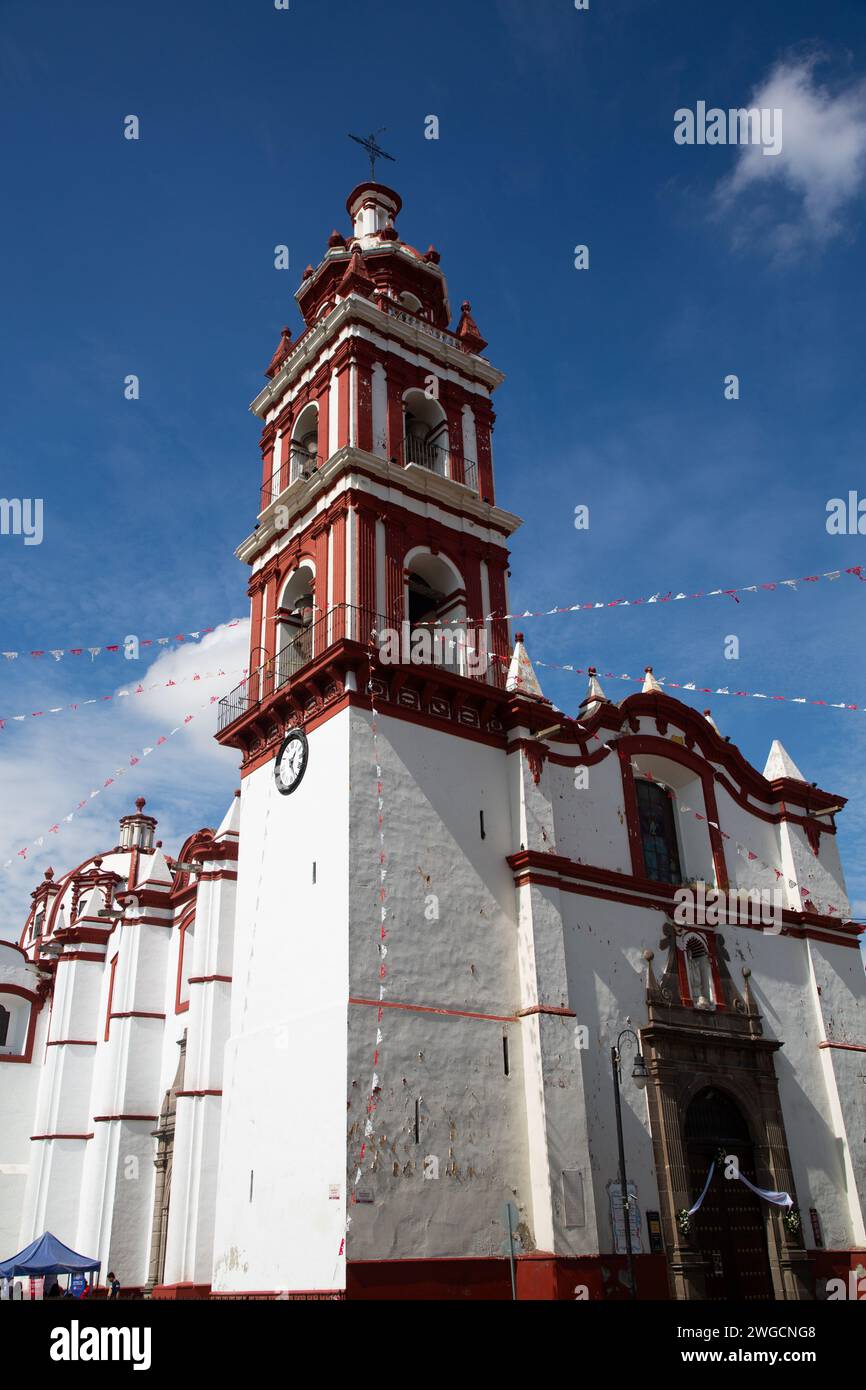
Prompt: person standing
<box><xmin>107</xmin><ymin>1271</ymin><xmax>121</xmax><ymax>1299</ymax></box>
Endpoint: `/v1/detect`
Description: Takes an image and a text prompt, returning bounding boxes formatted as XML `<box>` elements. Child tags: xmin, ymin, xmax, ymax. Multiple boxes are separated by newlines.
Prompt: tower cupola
<box><xmin>118</xmin><ymin>796</ymin><xmax>157</xmax><ymax>851</ymax></box>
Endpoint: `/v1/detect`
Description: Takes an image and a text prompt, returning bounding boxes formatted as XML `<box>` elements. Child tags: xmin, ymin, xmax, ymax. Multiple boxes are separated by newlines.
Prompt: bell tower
<box><xmin>212</xmin><ymin>181</ymin><xmax>533</xmax><ymax>1298</ymax></box>
<box><xmin>216</xmin><ymin>178</ymin><xmax>518</xmax><ymax>736</ymax></box>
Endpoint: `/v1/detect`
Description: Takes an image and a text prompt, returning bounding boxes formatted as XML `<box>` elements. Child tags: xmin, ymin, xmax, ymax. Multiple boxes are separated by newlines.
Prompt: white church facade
<box><xmin>2</xmin><ymin>182</ymin><xmax>864</xmax><ymax>1300</ymax></box>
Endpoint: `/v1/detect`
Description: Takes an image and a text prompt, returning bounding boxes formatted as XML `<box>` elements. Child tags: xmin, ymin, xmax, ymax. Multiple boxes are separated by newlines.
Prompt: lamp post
<box><xmin>611</xmin><ymin>1023</ymin><xmax>648</xmax><ymax>1301</ymax></box>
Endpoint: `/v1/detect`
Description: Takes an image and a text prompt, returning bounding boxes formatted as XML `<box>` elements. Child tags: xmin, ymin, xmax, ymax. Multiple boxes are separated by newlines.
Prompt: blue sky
<box><xmin>2</xmin><ymin>0</ymin><xmax>866</xmax><ymax>926</ymax></box>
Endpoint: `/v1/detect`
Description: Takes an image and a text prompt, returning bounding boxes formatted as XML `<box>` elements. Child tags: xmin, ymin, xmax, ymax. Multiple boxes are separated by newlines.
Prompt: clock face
<box><xmin>275</xmin><ymin>729</ymin><xmax>308</xmax><ymax>795</ymax></box>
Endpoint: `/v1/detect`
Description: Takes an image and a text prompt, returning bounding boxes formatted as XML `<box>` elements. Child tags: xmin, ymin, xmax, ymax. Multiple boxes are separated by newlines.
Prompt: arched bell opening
<box><xmin>289</xmin><ymin>403</ymin><xmax>320</xmax><ymax>483</ymax></box>
<box><xmin>276</xmin><ymin>564</ymin><xmax>317</xmax><ymax>685</ymax></box>
<box><xmin>402</xmin><ymin>388</ymin><xmax>450</xmax><ymax>477</ymax></box>
<box><xmin>403</xmin><ymin>550</ymin><xmax>468</xmax><ymax>675</ymax></box>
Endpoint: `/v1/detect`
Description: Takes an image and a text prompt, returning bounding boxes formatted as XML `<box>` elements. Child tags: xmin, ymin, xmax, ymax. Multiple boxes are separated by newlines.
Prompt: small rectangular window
<box><xmin>480</xmin><ymin>810</ymin><xmax>486</xmax><ymax>840</ymax></box>
<box><xmin>502</xmin><ymin>1034</ymin><xmax>510</xmax><ymax>1077</ymax></box>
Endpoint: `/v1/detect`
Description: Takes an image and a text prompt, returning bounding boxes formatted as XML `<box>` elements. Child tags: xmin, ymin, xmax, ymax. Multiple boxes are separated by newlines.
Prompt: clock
<box><xmin>274</xmin><ymin>728</ymin><xmax>308</xmax><ymax>795</ymax></box>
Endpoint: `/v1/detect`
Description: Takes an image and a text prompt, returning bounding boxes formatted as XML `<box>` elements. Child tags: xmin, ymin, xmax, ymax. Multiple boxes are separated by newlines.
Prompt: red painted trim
<box><xmin>176</xmin><ymin>1089</ymin><xmax>223</xmax><ymax>1098</ymax></box>
<box><xmin>175</xmin><ymin>908</ymin><xmax>195</xmax><ymax>1016</ymax></box>
<box><xmin>356</xmin><ymin>504</ymin><xmax>378</xmax><ymax>618</ymax></box>
<box><xmin>54</xmin><ymin>951</ymin><xmax>106</xmax><ymax>964</ymax></box>
<box><xmin>150</xmin><ymin>1281</ymin><xmax>211</xmax><ymax>1299</ymax></box>
<box><xmin>50</xmin><ymin>926</ymin><xmax>112</xmax><ymax>946</ymax></box>
<box><xmin>104</xmin><ymin>953</ymin><xmax>118</xmax><ymax>1041</ymax></box>
<box><xmin>701</xmin><ymin>771</ymin><xmax>730</xmax><ymax>892</ymax></box>
<box><xmin>0</xmin><ymin>982</ymin><xmax>39</xmax><ymax>1005</ymax></box>
<box><xmin>618</xmin><ymin>746</ymin><xmax>644</xmax><ymax>877</ymax></box>
<box><xmin>331</xmin><ymin>512</ymin><xmax>347</xmax><ymax>608</ymax></box>
<box><xmin>237</xmin><ymin>686</ymin><xmax>508</xmax><ymax>780</ymax></box>
<box><xmin>46</xmin><ymin>1039</ymin><xmax>98</xmax><ymax>1047</ymax></box>
<box><xmin>818</xmin><ymin>1040</ymin><xmax>866</xmax><ymax>1052</ymax></box>
<box><xmin>109</xmin><ymin>1010</ymin><xmax>166</xmax><ymax>1021</ymax></box>
<box><xmin>515</xmin><ymin>1005</ymin><xmax>576</xmax><ymax>1018</ymax></box>
<box><xmin>507</xmin><ymin>850</ymin><xmax>862</xmax><ymax>946</ymax></box>
<box><xmin>336</xmin><ymin>358</ymin><xmax>351</xmax><ymax>450</ymax></box>
<box><xmin>0</xmin><ymin>983</ymin><xmax>39</xmax><ymax>1064</ymax></box>
<box><xmin>93</xmin><ymin>1113</ymin><xmax>159</xmax><ymax>1122</ymax></box>
<box><xmin>188</xmin><ymin>974</ymin><xmax>232</xmax><ymax>985</ymax></box>
<box><xmin>31</xmin><ymin>1132</ymin><xmax>94</xmax><ymax>1141</ymax></box>
<box><xmin>350</xmin><ymin>995</ymin><xmax>515</xmax><ymax>1023</ymax></box>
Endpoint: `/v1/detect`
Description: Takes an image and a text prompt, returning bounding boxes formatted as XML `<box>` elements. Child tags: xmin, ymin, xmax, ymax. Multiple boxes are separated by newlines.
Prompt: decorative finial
<box><xmin>456</xmin><ymin>301</ymin><xmax>487</xmax><ymax>355</ymax></box>
<box><xmin>44</xmin><ymin>867</ymin><xmax>54</xmax><ymax>881</ymax></box>
<box><xmin>264</xmin><ymin>326</ymin><xmax>293</xmax><ymax>380</ymax></box>
<box><xmin>135</xmin><ymin>797</ymin><xmax>146</xmax><ymax>812</ymax></box>
<box><xmin>348</xmin><ymin>129</ymin><xmax>396</xmax><ymax>182</ymax></box>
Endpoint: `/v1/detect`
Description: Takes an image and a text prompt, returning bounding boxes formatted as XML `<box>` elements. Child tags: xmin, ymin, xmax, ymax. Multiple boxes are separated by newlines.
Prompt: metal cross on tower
<box><xmin>348</xmin><ymin>129</ymin><xmax>396</xmax><ymax>182</ymax></box>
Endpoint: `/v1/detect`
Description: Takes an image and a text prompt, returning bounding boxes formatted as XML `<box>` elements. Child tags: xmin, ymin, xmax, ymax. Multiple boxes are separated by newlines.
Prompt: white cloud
<box><xmin>0</xmin><ymin>619</ymin><xmax>249</xmax><ymax>937</ymax></box>
<box><xmin>715</xmin><ymin>56</ymin><xmax>866</xmax><ymax>254</ymax></box>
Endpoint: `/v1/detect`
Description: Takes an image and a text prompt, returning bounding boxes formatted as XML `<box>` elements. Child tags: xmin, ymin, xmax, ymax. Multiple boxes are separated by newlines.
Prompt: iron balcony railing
<box><xmin>260</xmin><ymin>447</ymin><xmax>323</xmax><ymax>511</ymax></box>
<box><xmin>401</xmin><ymin>436</ymin><xmax>480</xmax><ymax>495</ymax></box>
<box><xmin>217</xmin><ymin>603</ymin><xmax>507</xmax><ymax>732</ymax></box>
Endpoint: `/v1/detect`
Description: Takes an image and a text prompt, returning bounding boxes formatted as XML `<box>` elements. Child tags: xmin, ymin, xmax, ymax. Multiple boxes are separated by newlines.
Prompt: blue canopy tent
<box><xmin>0</xmin><ymin>1231</ymin><xmax>100</xmax><ymax>1280</ymax></box>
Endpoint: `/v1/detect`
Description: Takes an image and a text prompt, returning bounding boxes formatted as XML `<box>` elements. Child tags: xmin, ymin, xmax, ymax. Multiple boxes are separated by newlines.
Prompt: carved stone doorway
<box><xmin>641</xmin><ymin>929</ymin><xmax>812</xmax><ymax>1301</ymax></box>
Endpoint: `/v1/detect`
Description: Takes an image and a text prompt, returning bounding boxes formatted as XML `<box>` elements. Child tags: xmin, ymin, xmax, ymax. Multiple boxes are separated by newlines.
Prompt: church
<box><xmin>1</xmin><ymin>178</ymin><xmax>864</xmax><ymax>1301</ymax></box>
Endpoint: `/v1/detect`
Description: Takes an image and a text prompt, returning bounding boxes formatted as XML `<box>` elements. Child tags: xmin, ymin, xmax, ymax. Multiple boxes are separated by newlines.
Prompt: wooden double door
<box><xmin>685</xmin><ymin>1087</ymin><xmax>774</xmax><ymax>1301</ymax></box>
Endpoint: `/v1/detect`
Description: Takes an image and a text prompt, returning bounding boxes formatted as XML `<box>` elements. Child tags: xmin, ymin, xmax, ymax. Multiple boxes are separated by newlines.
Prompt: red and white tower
<box><xmin>211</xmin><ymin>181</ymin><xmax>529</xmax><ymax>1296</ymax></box>
<box><xmin>225</xmin><ymin>179</ymin><xmax>517</xmax><ymax>724</ymax></box>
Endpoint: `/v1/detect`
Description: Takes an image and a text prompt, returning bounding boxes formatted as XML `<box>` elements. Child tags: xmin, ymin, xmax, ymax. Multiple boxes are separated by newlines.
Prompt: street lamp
<box><xmin>611</xmin><ymin>1022</ymin><xmax>647</xmax><ymax>1301</ymax></box>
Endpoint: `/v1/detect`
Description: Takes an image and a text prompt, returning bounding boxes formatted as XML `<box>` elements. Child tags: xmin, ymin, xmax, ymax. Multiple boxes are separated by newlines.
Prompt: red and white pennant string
<box><xmin>0</xmin><ymin>619</ymin><xmax>243</xmax><ymax>664</ymax></box>
<box><xmin>3</xmin><ymin>560</ymin><xmax>862</xmax><ymax>664</ymax></box>
<box><xmin>0</xmin><ymin>666</ymin><xmax>242</xmax><ymax>731</ymax></box>
<box><xmin>1</xmin><ymin>669</ymin><xmax>246</xmax><ymax>872</ymax></box>
<box><xmin>524</xmin><ymin>658</ymin><xmax>866</xmax><ymax>716</ymax></box>
<box><xmin>442</xmin><ymin>564</ymin><xmax>864</xmax><ymax>628</ymax></box>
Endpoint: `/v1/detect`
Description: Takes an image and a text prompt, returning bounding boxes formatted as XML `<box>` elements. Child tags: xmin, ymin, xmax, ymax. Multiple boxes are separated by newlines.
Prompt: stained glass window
<box><xmin>636</xmin><ymin>780</ymin><xmax>682</xmax><ymax>884</ymax></box>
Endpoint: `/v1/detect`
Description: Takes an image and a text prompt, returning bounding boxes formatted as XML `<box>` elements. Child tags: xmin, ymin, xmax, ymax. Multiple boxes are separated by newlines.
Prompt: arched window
<box><xmin>684</xmin><ymin>933</ymin><xmax>715</xmax><ymax>1010</ymax></box>
<box><xmin>0</xmin><ymin>1005</ymin><xmax>9</xmax><ymax>1046</ymax></box>
<box><xmin>636</xmin><ymin>780</ymin><xmax>682</xmax><ymax>884</ymax></box>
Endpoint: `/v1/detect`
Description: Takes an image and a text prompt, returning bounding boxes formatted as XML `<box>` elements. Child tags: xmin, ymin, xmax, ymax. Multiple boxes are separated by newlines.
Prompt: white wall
<box><xmin>212</xmin><ymin>710</ymin><xmax>351</xmax><ymax>1292</ymax></box>
<box><xmin>345</xmin><ymin>707</ymin><xmax>535</xmax><ymax>1259</ymax></box>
